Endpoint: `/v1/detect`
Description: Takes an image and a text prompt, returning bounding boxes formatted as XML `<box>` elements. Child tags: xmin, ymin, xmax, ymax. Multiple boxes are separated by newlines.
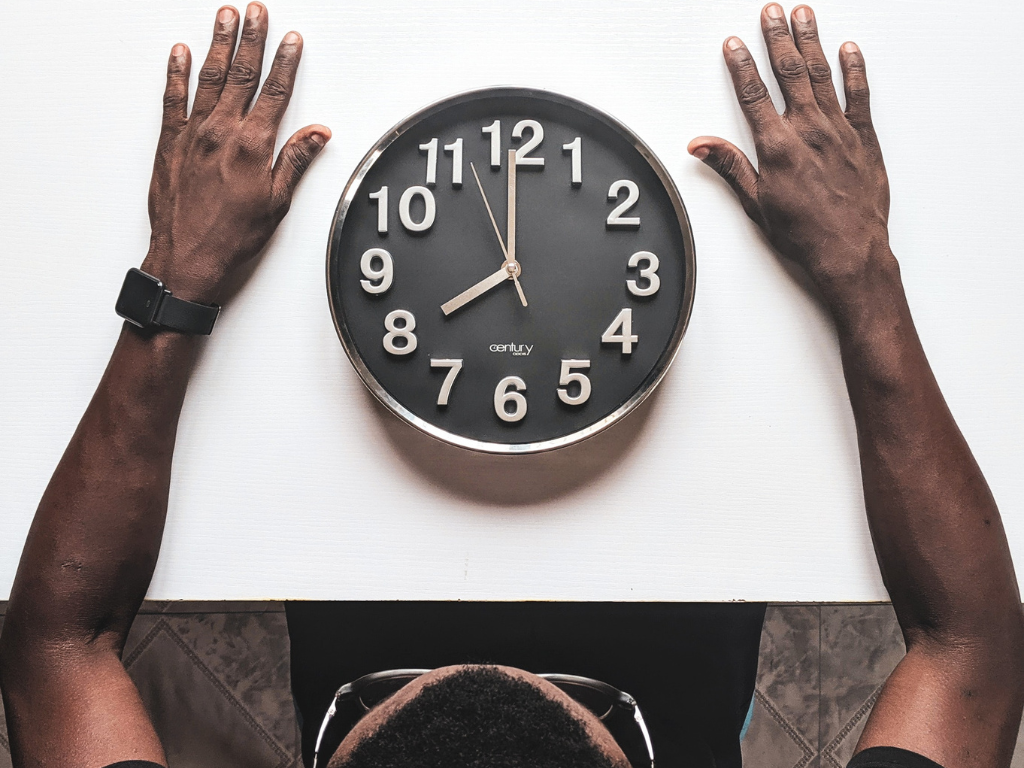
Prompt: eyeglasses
<box><xmin>313</xmin><ymin>668</ymin><xmax>655</xmax><ymax>768</ymax></box>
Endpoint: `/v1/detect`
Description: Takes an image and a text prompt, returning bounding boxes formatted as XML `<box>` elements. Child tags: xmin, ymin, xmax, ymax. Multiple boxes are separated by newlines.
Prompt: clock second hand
<box><xmin>469</xmin><ymin>160</ymin><xmax>528</xmax><ymax>307</ymax></box>
<box><xmin>470</xmin><ymin>161</ymin><xmax>508</xmax><ymax>259</ymax></box>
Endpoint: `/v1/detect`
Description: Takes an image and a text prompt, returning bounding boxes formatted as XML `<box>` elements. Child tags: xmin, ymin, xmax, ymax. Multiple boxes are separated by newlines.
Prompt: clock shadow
<box><xmin>367</xmin><ymin>387</ymin><xmax>661</xmax><ymax>507</ymax></box>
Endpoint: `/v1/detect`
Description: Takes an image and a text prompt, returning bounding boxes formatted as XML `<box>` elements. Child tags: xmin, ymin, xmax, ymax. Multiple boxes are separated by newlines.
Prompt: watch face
<box><xmin>328</xmin><ymin>87</ymin><xmax>695</xmax><ymax>453</ymax></box>
<box><xmin>115</xmin><ymin>268</ymin><xmax>164</xmax><ymax>328</ymax></box>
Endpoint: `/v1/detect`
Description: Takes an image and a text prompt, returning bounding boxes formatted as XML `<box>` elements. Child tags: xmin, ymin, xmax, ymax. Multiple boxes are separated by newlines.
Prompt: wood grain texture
<box><xmin>1</xmin><ymin>0</ymin><xmax>1021</xmax><ymax>600</ymax></box>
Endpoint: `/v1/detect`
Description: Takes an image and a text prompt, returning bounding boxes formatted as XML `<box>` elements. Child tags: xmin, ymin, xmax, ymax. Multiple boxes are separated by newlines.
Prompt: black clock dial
<box><xmin>328</xmin><ymin>88</ymin><xmax>695</xmax><ymax>453</ymax></box>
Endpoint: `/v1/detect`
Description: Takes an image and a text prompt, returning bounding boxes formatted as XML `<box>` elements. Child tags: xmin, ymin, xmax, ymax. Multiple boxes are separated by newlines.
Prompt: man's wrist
<box><xmin>140</xmin><ymin>247</ymin><xmax>221</xmax><ymax>305</ymax></box>
<box><xmin>810</xmin><ymin>242</ymin><xmax>905</xmax><ymax>333</ymax></box>
<box><xmin>819</xmin><ymin>245</ymin><xmax>921</xmax><ymax>389</ymax></box>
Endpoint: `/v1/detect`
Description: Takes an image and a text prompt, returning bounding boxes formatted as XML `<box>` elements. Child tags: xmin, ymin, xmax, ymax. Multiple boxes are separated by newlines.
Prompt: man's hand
<box><xmin>142</xmin><ymin>3</ymin><xmax>330</xmax><ymax>304</ymax></box>
<box><xmin>0</xmin><ymin>6</ymin><xmax>327</xmax><ymax>767</ymax></box>
<box><xmin>691</xmin><ymin>6</ymin><xmax>1024</xmax><ymax>767</ymax></box>
<box><xmin>689</xmin><ymin>4</ymin><xmax>890</xmax><ymax>313</ymax></box>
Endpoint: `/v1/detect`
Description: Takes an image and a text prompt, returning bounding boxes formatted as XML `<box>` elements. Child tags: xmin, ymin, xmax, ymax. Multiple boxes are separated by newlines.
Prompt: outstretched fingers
<box><xmin>248</xmin><ymin>32</ymin><xmax>303</xmax><ymax>130</ymax></box>
<box><xmin>160</xmin><ymin>44</ymin><xmax>191</xmax><ymax>139</ymax></box>
<box><xmin>191</xmin><ymin>6</ymin><xmax>239</xmax><ymax>121</ymax></box>
<box><xmin>271</xmin><ymin>125</ymin><xmax>331</xmax><ymax>210</ymax></box>
<box><xmin>790</xmin><ymin>5</ymin><xmax>842</xmax><ymax>116</ymax></box>
<box><xmin>760</xmin><ymin>3</ymin><xmax>817</xmax><ymax>116</ymax></box>
<box><xmin>840</xmin><ymin>42</ymin><xmax>877</xmax><ymax>143</ymax></box>
<box><xmin>723</xmin><ymin>37</ymin><xmax>782</xmax><ymax>141</ymax></box>
<box><xmin>688</xmin><ymin>137</ymin><xmax>763</xmax><ymax>226</ymax></box>
<box><xmin>219</xmin><ymin>2</ymin><xmax>269</xmax><ymax>115</ymax></box>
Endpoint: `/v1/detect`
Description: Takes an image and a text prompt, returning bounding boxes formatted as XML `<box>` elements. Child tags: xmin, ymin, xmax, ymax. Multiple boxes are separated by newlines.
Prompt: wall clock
<box><xmin>328</xmin><ymin>87</ymin><xmax>695</xmax><ymax>454</ymax></box>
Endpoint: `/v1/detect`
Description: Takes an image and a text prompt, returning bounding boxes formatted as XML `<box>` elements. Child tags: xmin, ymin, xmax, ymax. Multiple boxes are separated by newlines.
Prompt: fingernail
<box><xmin>247</xmin><ymin>3</ymin><xmax>261</xmax><ymax>19</ymax></box>
<box><xmin>794</xmin><ymin>6</ymin><xmax>812</xmax><ymax>23</ymax></box>
<box><xmin>765</xmin><ymin>4</ymin><xmax>784</xmax><ymax>20</ymax></box>
<box><xmin>691</xmin><ymin>146</ymin><xmax>710</xmax><ymax>160</ymax></box>
<box><xmin>218</xmin><ymin>7</ymin><xmax>234</xmax><ymax>24</ymax></box>
<box><xmin>842</xmin><ymin>41</ymin><xmax>859</xmax><ymax>53</ymax></box>
<box><xmin>726</xmin><ymin>36</ymin><xmax>744</xmax><ymax>51</ymax></box>
<box><xmin>310</xmin><ymin>133</ymin><xmax>327</xmax><ymax>147</ymax></box>
<box><xmin>171</xmin><ymin>43</ymin><xmax>186</xmax><ymax>58</ymax></box>
<box><xmin>283</xmin><ymin>31</ymin><xmax>300</xmax><ymax>44</ymax></box>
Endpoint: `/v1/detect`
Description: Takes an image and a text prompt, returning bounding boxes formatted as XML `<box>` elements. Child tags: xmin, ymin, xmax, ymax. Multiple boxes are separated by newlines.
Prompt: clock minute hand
<box><xmin>507</xmin><ymin>149</ymin><xmax>516</xmax><ymax>265</ymax></box>
<box><xmin>506</xmin><ymin>149</ymin><xmax>528</xmax><ymax>307</ymax></box>
<box><xmin>441</xmin><ymin>267</ymin><xmax>511</xmax><ymax>316</ymax></box>
<box><xmin>469</xmin><ymin>160</ymin><xmax>527</xmax><ymax>308</ymax></box>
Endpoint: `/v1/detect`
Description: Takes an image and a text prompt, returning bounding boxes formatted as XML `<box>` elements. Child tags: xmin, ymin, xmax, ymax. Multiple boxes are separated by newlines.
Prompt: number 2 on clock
<box><xmin>607</xmin><ymin>180</ymin><xmax>640</xmax><ymax>228</ymax></box>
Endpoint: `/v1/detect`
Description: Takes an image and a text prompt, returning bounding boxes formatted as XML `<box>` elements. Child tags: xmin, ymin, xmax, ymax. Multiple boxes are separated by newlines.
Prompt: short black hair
<box><xmin>336</xmin><ymin>666</ymin><xmax>618</xmax><ymax>768</ymax></box>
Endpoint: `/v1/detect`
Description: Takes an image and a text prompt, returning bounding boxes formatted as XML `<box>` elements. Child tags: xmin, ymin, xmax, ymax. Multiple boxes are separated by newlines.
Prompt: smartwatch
<box><xmin>115</xmin><ymin>268</ymin><xmax>220</xmax><ymax>335</ymax></box>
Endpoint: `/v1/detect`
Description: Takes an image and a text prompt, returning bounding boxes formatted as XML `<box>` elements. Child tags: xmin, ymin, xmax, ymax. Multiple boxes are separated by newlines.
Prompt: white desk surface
<box><xmin>2</xmin><ymin>0</ymin><xmax>1022</xmax><ymax>601</ymax></box>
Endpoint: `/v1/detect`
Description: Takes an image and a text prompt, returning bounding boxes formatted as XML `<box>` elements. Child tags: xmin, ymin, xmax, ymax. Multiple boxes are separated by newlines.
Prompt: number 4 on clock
<box><xmin>601</xmin><ymin>308</ymin><xmax>638</xmax><ymax>354</ymax></box>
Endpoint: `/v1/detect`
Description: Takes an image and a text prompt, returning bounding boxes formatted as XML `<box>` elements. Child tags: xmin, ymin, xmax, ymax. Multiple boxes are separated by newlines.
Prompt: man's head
<box><xmin>326</xmin><ymin>664</ymin><xmax>632</xmax><ymax>768</ymax></box>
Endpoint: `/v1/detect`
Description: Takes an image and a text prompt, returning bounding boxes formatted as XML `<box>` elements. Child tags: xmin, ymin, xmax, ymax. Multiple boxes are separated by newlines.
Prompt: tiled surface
<box><xmin>740</xmin><ymin>605</ymin><xmax>903</xmax><ymax>768</ymax></box>
<box><xmin>0</xmin><ymin>602</ymin><xmax>1021</xmax><ymax>768</ymax></box>
<box><xmin>741</xmin><ymin>605</ymin><xmax>1024</xmax><ymax>768</ymax></box>
<box><xmin>0</xmin><ymin>601</ymin><xmax>301</xmax><ymax>768</ymax></box>
<box><xmin>124</xmin><ymin>610</ymin><xmax>299</xmax><ymax>768</ymax></box>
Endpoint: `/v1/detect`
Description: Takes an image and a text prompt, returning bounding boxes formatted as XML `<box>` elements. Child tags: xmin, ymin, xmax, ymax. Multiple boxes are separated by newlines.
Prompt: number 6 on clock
<box><xmin>494</xmin><ymin>376</ymin><xmax>527</xmax><ymax>422</ymax></box>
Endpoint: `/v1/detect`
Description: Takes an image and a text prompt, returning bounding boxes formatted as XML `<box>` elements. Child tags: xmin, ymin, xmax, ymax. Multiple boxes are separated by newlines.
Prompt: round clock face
<box><xmin>328</xmin><ymin>87</ymin><xmax>695</xmax><ymax>453</ymax></box>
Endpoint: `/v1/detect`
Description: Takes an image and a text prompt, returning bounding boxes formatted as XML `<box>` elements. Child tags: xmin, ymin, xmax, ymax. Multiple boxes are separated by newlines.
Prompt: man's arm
<box><xmin>0</xmin><ymin>4</ymin><xmax>329</xmax><ymax>766</ymax></box>
<box><xmin>689</xmin><ymin>4</ymin><xmax>1024</xmax><ymax>766</ymax></box>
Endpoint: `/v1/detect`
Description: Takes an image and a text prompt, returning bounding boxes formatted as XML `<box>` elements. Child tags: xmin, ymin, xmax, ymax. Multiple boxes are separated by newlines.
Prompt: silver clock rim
<box><xmin>326</xmin><ymin>85</ymin><xmax>696</xmax><ymax>455</ymax></box>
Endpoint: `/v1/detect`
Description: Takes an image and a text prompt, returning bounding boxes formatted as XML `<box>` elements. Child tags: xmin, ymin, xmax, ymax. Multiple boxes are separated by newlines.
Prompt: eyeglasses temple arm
<box><xmin>312</xmin><ymin>694</ymin><xmax>340</xmax><ymax>768</ymax></box>
<box><xmin>633</xmin><ymin>703</ymin><xmax>655</xmax><ymax>768</ymax></box>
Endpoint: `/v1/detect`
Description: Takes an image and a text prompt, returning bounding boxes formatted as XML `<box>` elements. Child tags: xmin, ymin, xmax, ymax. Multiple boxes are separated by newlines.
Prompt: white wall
<box><xmin>2</xmin><ymin>0</ymin><xmax>1022</xmax><ymax>600</ymax></box>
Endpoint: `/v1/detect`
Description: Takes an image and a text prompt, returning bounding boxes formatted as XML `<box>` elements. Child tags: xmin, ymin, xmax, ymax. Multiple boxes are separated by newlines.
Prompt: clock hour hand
<box><xmin>441</xmin><ymin>266</ymin><xmax>511</xmax><ymax>316</ymax></box>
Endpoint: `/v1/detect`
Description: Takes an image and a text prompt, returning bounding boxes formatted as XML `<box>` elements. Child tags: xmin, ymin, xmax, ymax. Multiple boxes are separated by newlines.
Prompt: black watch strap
<box><xmin>115</xmin><ymin>268</ymin><xmax>220</xmax><ymax>335</ymax></box>
<box><xmin>154</xmin><ymin>292</ymin><xmax>220</xmax><ymax>335</ymax></box>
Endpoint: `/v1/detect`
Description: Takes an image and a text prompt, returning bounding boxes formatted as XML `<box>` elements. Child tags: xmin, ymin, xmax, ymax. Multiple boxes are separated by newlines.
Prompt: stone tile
<box><xmin>125</xmin><ymin>618</ymin><xmax>292</xmax><ymax>768</ymax></box>
<box><xmin>137</xmin><ymin>600</ymin><xmax>173</xmax><ymax>614</ymax></box>
<box><xmin>754</xmin><ymin>605</ymin><xmax>821</xmax><ymax>754</ymax></box>
<box><xmin>819</xmin><ymin>605</ymin><xmax>905</xmax><ymax>768</ymax></box>
<box><xmin>165</xmin><ymin>611</ymin><xmax>298</xmax><ymax>755</ymax></box>
<box><xmin>742</xmin><ymin>689</ymin><xmax>817</xmax><ymax>768</ymax></box>
<box><xmin>124</xmin><ymin>612</ymin><xmax>164</xmax><ymax>660</ymax></box>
